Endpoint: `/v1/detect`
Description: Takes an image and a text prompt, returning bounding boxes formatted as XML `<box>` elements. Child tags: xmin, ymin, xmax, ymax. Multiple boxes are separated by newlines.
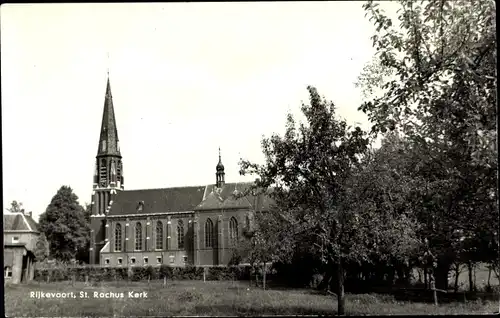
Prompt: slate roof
<box><xmin>97</xmin><ymin>77</ymin><xmax>121</xmax><ymax>157</ymax></box>
<box><xmin>196</xmin><ymin>183</ymin><xmax>274</xmax><ymax>211</ymax></box>
<box><xmin>3</xmin><ymin>213</ymin><xmax>39</xmax><ymax>232</ymax></box>
<box><xmin>195</xmin><ymin>191</ymin><xmax>223</xmax><ymax>210</ymax></box>
<box><xmin>107</xmin><ymin>183</ymin><xmax>275</xmax><ymax>216</ymax></box>
<box><xmin>108</xmin><ymin>186</ymin><xmax>206</xmax><ymax>216</ymax></box>
<box><xmin>24</xmin><ymin>215</ymin><xmax>39</xmax><ymax>232</ymax></box>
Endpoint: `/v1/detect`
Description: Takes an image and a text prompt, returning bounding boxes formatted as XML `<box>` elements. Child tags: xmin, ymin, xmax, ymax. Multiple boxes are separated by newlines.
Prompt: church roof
<box><xmin>194</xmin><ymin>190</ymin><xmax>223</xmax><ymax>210</ymax></box>
<box><xmin>3</xmin><ymin>213</ymin><xmax>39</xmax><ymax>232</ymax></box>
<box><xmin>108</xmin><ymin>186</ymin><xmax>206</xmax><ymax>216</ymax></box>
<box><xmin>107</xmin><ymin>183</ymin><xmax>275</xmax><ymax>216</ymax></box>
<box><xmin>195</xmin><ymin>182</ymin><xmax>273</xmax><ymax>211</ymax></box>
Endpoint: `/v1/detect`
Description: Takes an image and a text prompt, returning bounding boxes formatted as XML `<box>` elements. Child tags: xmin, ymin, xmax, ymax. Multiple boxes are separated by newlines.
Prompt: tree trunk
<box><xmin>468</xmin><ymin>262</ymin><xmax>474</xmax><ymax>292</ymax></box>
<box><xmin>473</xmin><ymin>265</ymin><xmax>477</xmax><ymax>291</ymax></box>
<box><xmin>318</xmin><ymin>269</ymin><xmax>333</xmax><ymax>291</ymax></box>
<box><xmin>255</xmin><ymin>266</ymin><xmax>259</xmax><ymax>287</ymax></box>
<box><xmin>430</xmin><ymin>258</ymin><xmax>449</xmax><ymax>291</ymax></box>
<box><xmin>424</xmin><ymin>267</ymin><xmax>428</xmax><ymax>289</ymax></box>
<box><xmin>431</xmin><ymin>278</ymin><xmax>438</xmax><ymax>306</ymax></box>
<box><xmin>487</xmin><ymin>267</ymin><xmax>492</xmax><ymax>288</ymax></box>
<box><xmin>454</xmin><ymin>264</ymin><xmax>460</xmax><ymax>294</ymax></box>
<box><xmin>263</xmin><ymin>263</ymin><xmax>267</xmax><ymax>290</ymax></box>
<box><xmin>337</xmin><ymin>260</ymin><xmax>345</xmax><ymax>316</ymax></box>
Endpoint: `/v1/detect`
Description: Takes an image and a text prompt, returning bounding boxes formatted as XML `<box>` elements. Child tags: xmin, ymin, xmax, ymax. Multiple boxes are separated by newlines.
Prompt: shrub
<box><xmin>159</xmin><ymin>264</ymin><xmax>171</xmax><ymax>279</ymax></box>
<box><xmin>33</xmin><ymin>264</ymin><xmax>257</xmax><ymax>282</ymax></box>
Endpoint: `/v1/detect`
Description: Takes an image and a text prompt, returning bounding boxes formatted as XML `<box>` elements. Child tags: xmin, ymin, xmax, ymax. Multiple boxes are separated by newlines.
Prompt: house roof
<box><xmin>3</xmin><ymin>213</ymin><xmax>39</xmax><ymax>232</ymax></box>
<box><xmin>108</xmin><ymin>183</ymin><xmax>275</xmax><ymax>216</ymax></box>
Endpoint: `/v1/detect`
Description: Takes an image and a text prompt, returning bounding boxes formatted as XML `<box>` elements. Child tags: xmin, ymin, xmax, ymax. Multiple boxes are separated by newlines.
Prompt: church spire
<box><xmin>216</xmin><ymin>147</ymin><xmax>225</xmax><ymax>188</ymax></box>
<box><xmin>97</xmin><ymin>76</ymin><xmax>121</xmax><ymax>157</ymax></box>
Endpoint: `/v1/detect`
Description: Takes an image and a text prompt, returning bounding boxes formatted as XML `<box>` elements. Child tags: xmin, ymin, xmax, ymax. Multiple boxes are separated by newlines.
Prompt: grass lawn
<box><xmin>5</xmin><ymin>280</ymin><xmax>498</xmax><ymax>317</ymax></box>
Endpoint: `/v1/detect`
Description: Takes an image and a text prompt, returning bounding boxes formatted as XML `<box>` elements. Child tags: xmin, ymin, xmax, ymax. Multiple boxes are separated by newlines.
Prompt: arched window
<box><xmin>205</xmin><ymin>218</ymin><xmax>214</xmax><ymax>248</ymax></box>
<box><xmin>4</xmin><ymin>266</ymin><xmax>12</xmax><ymax>278</ymax></box>
<box><xmin>115</xmin><ymin>223</ymin><xmax>122</xmax><ymax>252</ymax></box>
<box><xmin>135</xmin><ymin>222</ymin><xmax>142</xmax><ymax>250</ymax></box>
<box><xmin>156</xmin><ymin>221</ymin><xmax>163</xmax><ymax>250</ymax></box>
<box><xmin>229</xmin><ymin>217</ymin><xmax>238</xmax><ymax>246</ymax></box>
<box><xmin>177</xmin><ymin>220</ymin><xmax>184</xmax><ymax>249</ymax></box>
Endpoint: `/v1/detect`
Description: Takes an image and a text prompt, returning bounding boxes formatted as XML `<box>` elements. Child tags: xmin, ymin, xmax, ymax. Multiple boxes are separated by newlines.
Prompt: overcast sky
<box><xmin>2</xmin><ymin>2</ymin><xmax>395</xmax><ymax>221</ymax></box>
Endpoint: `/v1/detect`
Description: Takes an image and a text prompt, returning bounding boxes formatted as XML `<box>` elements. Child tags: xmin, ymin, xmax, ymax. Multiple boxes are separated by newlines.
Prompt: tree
<box><xmin>240</xmin><ymin>86</ymin><xmax>419</xmax><ymax>315</ymax></box>
<box><xmin>233</xmin><ymin>210</ymin><xmax>296</xmax><ymax>288</ymax></box>
<box><xmin>38</xmin><ymin>186</ymin><xmax>90</xmax><ymax>262</ymax></box>
<box><xmin>6</xmin><ymin>200</ymin><xmax>30</xmax><ymax>214</ymax></box>
<box><xmin>357</xmin><ymin>0</ymin><xmax>497</xmax><ymax>289</ymax></box>
<box><xmin>34</xmin><ymin>233</ymin><xmax>50</xmax><ymax>262</ymax></box>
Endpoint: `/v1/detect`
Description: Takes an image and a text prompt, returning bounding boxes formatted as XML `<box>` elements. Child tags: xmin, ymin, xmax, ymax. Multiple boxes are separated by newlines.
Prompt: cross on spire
<box><xmin>106</xmin><ymin>52</ymin><xmax>110</xmax><ymax>77</ymax></box>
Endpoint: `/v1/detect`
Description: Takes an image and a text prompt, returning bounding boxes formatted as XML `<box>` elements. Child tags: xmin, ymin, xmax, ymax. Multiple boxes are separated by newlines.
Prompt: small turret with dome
<box><xmin>216</xmin><ymin>147</ymin><xmax>225</xmax><ymax>188</ymax></box>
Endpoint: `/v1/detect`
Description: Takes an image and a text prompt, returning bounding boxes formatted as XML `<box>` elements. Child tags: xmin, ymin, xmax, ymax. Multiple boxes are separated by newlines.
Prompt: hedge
<box><xmin>33</xmin><ymin>264</ymin><xmax>264</xmax><ymax>283</ymax></box>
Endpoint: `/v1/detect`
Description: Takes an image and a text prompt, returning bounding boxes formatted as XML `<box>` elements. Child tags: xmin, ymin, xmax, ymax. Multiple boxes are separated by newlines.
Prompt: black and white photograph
<box><xmin>2</xmin><ymin>1</ymin><xmax>498</xmax><ymax>316</ymax></box>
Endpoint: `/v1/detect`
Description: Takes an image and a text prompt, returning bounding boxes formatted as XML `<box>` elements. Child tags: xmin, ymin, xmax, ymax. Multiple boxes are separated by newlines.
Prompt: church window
<box><xmin>114</xmin><ymin>223</ymin><xmax>122</xmax><ymax>252</ymax></box>
<box><xmin>105</xmin><ymin>258</ymin><xmax>110</xmax><ymax>265</ymax></box>
<box><xmin>205</xmin><ymin>218</ymin><xmax>214</xmax><ymax>248</ymax></box>
<box><xmin>135</xmin><ymin>222</ymin><xmax>143</xmax><ymax>250</ymax></box>
<box><xmin>156</xmin><ymin>221</ymin><xmax>163</xmax><ymax>250</ymax></box>
<box><xmin>177</xmin><ymin>220</ymin><xmax>184</xmax><ymax>249</ymax></box>
<box><xmin>12</xmin><ymin>236</ymin><xmax>19</xmax><ymax>243</ymax></box>
<box><xmin>157</xmin><ymin>256</ymin><xmax>162</xmax><ymax>264</ymax></box>
<box><xmin>117</xmin><ymin>258</ymin><xmax>123</xmax><ymax>265</ymax></box>
<box><xmin>102</xmin><ymin>140</ymin><xmax>106</xmax><ymax>152</ymax></box>
<box><xmin>4</xmin><ymin>267</ymin><xmax>12</xmax><ymax>278</ymax></box>
<box><xmin>143</xmin><ymin>257</ymin><xmax>148</xmax><ymax>264</ymax></box>
<box><xmin>229</xmin><ymin>217</ymin><xmax>238</xmax><ymax>246</ymax></box>
<box><xmin>130</xmin><ymin>257</ymin><xmax>136</xmax><ymax>264</ymax></box>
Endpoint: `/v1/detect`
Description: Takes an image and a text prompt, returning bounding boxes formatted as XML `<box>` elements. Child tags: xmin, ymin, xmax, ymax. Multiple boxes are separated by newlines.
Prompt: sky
<box><xmin>2</xmin><ymin>2</ymin><xmax>395</xmax><ymax>221</ymax></box>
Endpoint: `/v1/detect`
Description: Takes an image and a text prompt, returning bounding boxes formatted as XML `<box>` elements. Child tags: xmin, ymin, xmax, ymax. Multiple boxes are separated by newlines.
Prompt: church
<box><xmin>89</xmin><ymin>77</ymin><xmax>273</xmax><ymax>266</ymax></box>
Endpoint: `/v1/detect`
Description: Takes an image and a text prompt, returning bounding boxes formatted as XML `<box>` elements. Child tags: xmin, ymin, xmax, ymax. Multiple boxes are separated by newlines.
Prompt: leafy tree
<box><xmin>240</xmin><ymin>86</ymin><xmax>419</xmax><ymax>315</ymax></box>
<box><xmin>233</xmin><ymin>210</ymin><xmax>295</xmax><ymax>288</ymax></box>
<box><xmin>34</xmin><ymin>233</ymin><xmax>50</xmax><ymax>262</ymax></box>
<box><xmin>7</xmin><ymin>200</ymin><xmax>30</xmax><ymax>214</ymax></box>
<box><xmin>38</xmin><ymin>186</ymin><xmax>90</xmax><ymax>262</ymax></box>
<box><xmin>357</xmin><ymin>0</ymin><xmax>497</xmax><ymax>289</ymax></box>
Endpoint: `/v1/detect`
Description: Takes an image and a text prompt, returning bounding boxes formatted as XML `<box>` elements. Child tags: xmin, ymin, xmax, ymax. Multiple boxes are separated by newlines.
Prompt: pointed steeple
<box><xmin>97</xmin><ymin>76</ymin><xmax>121</xmax><ymax>157</ymax></box>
